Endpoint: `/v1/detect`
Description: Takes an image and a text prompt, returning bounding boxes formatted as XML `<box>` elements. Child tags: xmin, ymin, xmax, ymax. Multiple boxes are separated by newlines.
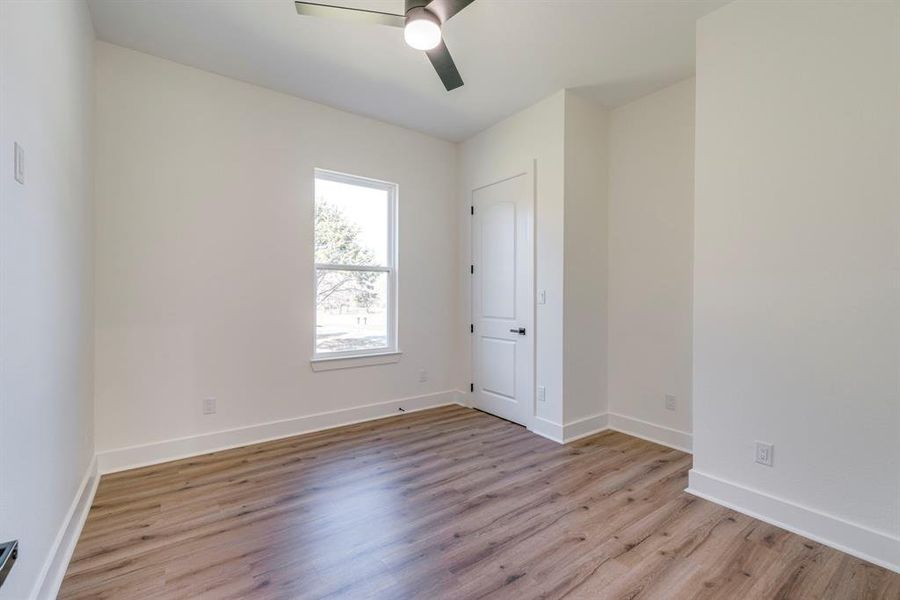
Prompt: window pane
<box><xmin>315</xmin><ymin>176</ymin><xmax>389</xmax><ymax>266</ymax></box>
<box><xmin>316</xmin><ymin>269</ymin><xmax>388</xmax><ymax>354</ymax></box>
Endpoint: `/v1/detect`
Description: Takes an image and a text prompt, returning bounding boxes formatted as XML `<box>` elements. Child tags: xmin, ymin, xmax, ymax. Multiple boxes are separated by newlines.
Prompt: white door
<box><xmin>471</xmin><ymin>169</ymin><xmax>534</xmax><ymax>427</ymax></box>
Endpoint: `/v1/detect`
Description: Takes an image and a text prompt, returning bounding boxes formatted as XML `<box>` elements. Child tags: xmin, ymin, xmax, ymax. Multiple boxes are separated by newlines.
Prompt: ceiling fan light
<box><xmin>404</xmin><ymin>9</ymin><xmax>441</xmax><ymax>51</ymax></box>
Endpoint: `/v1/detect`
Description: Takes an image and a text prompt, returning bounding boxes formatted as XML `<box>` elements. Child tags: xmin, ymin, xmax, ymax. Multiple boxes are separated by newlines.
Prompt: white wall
<box><xmin>607</xmin><ymin>78</ymin><xmax>694</xmax><ymax>449</ymax></box>
<box><xmin>93</xmin><ymin>43</ymin><xmax>459</xmax><ymax>455</ymax></box>
<box><xmin>563</xmin><ymin>92</ymin><xmax>609</xmax><ymax>425</ymax></box>
<box><xmin>0</xmin><ymin>1</ymin><xmax>96</xmax><ymax>597</ymax></box>
<box><xmin>458</xmin><ymin>92</ymin><xmax>567</xmax><ymax>428</ymax></box>
<box><xmin>692</xmin><ymin>0</ymin><xmax>900</xmax><ymax>569</ymax></box>
<box><xmin>458</xmin><ymin>90</ymin><xmax>609</xmax><ymax>438</ymax></box>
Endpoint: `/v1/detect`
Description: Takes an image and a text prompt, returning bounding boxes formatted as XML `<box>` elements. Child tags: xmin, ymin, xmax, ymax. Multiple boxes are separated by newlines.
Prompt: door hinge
<box><xmin>470</xmin><ymin>264</ymin><xmax>474</xmax><ymax>274</ymax></box>
<box><xmin>470</xmin><ymin>205</ymin><xmax>474</xmax><ymax>215</ymax></box>
<box><xmin>470</xmin><ymin>383</ymin><xmax>474</xmax><ymax>392</ymax></box>
<box><xmin>470</xmin><ymin>323</ymin><xmax>474</xmax><ymax>333</ymax></box>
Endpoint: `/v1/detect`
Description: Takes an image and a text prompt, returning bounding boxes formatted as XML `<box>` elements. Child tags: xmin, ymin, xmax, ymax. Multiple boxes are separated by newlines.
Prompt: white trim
<box><xmin>607</xmin><ymin>412</ymin><xmax>693</xmax><ymax>453</ymax></box>
<box><xmin>530</xmin><ymin>412</ymin><xmax>690</xmax><ymax>449</ymax></box>
<box><xmin>314</xmin><ymin>168</ymin><xmax>397</xmax><ymax>189</ymax></box>
<box><xmin>96</xmin><ymin>390</ymin><xmax>465</xmax><ymax>474</ymax></box>
<box><xmin>314</xmin><ymin>264</ymin><xmax>391</xmax><ymax>273</ymax></box>
<box><xmin>688</xmin><ymin>469</ymin><xmax>900</xmax><ymax>574</ymax></box>
<box><xmin>310</xmin><ymin>350</ymin><xmax>402</xmax><ymax>371</ymax></box>
<box><xmin>32</xmin><ymin>455</ymin><xmax>99</xmax><ymax>600</ymax></box>
<box><xmin>529</xmin><ymin>417</ymin><xmax>565</xmax><ymax>443</ymax></box>
<box><xmin>562</xmin><ymin>413</ymin><xmax>609</xmax><ymax>443</ymax></box>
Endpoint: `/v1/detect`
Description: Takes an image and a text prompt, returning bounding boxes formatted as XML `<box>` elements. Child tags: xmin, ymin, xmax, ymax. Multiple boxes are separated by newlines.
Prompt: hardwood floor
<box><xmin>59</xmin><ymin>405</ymin><xmax>899</xmax><ymax>599</ymax></box>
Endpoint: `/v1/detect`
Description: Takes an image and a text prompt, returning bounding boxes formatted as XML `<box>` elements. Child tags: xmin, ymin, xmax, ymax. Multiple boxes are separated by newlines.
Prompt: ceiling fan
<box><xmin>294</xmin><ymin>0</ymin><xmax>476</xmax><ymax>91</ymax></box>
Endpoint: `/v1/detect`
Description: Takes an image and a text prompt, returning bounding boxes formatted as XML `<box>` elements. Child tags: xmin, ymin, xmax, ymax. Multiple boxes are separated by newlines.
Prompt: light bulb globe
<box><xmin>404</xmin><ymin>10</ymin><xmax>441</xmax><ymax>50</ymax></box>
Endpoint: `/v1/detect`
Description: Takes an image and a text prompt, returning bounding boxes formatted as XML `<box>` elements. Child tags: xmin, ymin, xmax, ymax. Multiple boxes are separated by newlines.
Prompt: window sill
<box><xmin>309</xmin><ymin>351</ymin><xmax>402</xmax><ymax>372</ymax></box>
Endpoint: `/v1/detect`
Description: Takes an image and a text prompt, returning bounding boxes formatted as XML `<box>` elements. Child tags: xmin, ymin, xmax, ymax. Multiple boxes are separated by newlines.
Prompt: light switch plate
<box><xmin>14</xmin><ymin>142</ymin><xmax>24</xmax><ymax>184</ymax></box>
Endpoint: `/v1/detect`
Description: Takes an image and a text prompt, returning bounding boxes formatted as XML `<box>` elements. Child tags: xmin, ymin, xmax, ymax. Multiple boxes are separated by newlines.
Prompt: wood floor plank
<box><xmin>59</xmin><ymin>406</ymin><xmax>899</xmax><ymax>599</ymax></box>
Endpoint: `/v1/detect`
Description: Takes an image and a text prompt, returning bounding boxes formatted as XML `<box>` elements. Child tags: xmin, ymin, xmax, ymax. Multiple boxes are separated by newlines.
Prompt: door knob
<box><xmin>510</xmin><ymin>327</ymin><xmax>526</xmax><ymax>335</ymax></box>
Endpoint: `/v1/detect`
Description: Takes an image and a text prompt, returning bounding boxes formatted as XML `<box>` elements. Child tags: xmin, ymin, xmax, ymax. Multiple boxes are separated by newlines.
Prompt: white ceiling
<box><xmin>87</xmin><ymin>0</ymin><xmax>727</xmax><ymax>141</ymax></box>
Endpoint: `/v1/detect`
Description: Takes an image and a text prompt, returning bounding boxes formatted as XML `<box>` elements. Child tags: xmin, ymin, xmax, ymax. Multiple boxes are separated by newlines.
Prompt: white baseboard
<box><xmin>607</xmin><ymin>412</ymin><xmax>692</xmax><ymax>453</ymax></box>
<box><xmin>456</xmin><ymin>391</ymin><xmax>472</xmax><ymax>408</ymax></box>
<box><xmin>97</xmin><ymin>390</ymin><xmax>466</xmax><ymax>474</ymax></box>
<box><xmin>562</xmin><ymin>413</ymin><xmax>609</xmax><ymax>442</ymax></box>
<box><xmin>530</xmin><ymin>412</ymin><xmax>690</xmax><ymax>450</ymax></box>
<box><xmin>32</xmin><ymin>455</ymin><xmax>100</xmax><ymax>600</ymax></box>
<box><xmin>528</xmin><ymin>413</ymin><xmax>609</xmax><ymax>444</ymax></box>
<box><xmin>529</xmin><ymin>416</ymin><xmax>565</xmax><ymax>443</ymax></box>
<box><xmin>688</xmin><ymin>469</ymin><xmax>900</xmax><ymax>574</ymax></box>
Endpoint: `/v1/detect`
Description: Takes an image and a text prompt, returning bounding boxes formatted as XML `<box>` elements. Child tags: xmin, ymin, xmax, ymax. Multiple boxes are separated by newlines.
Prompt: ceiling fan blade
<box><xmin>294</xmin><ymin>2</ymin><xmax>405</xmax><ymax>28</ymax></box>
<box><xmin>426</xmin><ymin>40</ymin><xmax>464</xmax><ymax>91</ymax></box>
<box><xmin>425</xmin><ymin>0</ymin><xmax>475</xmax><ymax>23</ymax></box>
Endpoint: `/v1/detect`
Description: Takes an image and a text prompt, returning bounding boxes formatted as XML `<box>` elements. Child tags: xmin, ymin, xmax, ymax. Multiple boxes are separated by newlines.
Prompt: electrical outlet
<box><xmin>537</xmin><ymin>386</ymin><xmax>546</xmax><ymax>402</ymax></box>
<box><xmin>665</xmin><ymin>394</ymin><xmax>676</xmax><ymax>411</ymax></box>
<box><xmin>755</xmin><ymin>442</ymin><xmax>773</xmax><ymax>467</ymax></box>
<box><xmin>418</xmin><ymin>369</ymin><xmax>428</xmax><ymax>383</ymax></box>
<box><xmin>203</xmin><ymin>397</ymin><xmax>216</xmax><ymax>415</ymax></box>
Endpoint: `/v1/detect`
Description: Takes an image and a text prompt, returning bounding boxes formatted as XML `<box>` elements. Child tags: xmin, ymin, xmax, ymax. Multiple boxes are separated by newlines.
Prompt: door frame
<box><xmin>469</xmin><ymin>160</ymin><xmax>536</xmax><ymax>429</ymax></box>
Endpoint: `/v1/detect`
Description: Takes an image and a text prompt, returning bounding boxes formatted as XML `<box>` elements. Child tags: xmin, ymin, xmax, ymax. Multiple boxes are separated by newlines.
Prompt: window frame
<box><xmin>312</xmin><ymin>168</ymin><xmax>399</xmax><ymax>362</ymax></box>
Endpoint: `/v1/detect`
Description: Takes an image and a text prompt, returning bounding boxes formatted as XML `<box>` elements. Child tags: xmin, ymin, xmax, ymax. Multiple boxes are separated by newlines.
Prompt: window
<box><xmin>314</xmin><ymin>169</ymin><xmax>397</xmax><ymax>359</ymax></box>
